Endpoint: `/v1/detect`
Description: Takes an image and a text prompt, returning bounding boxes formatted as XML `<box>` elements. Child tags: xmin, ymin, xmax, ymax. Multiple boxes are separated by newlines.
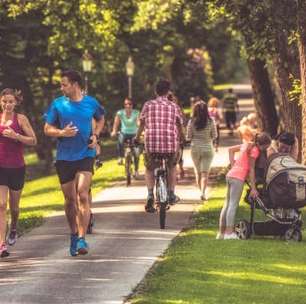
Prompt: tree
<box><xmin>297</xmin><ymin>0</ymin><xmax>306</xmax><ymax>162</ymax></box>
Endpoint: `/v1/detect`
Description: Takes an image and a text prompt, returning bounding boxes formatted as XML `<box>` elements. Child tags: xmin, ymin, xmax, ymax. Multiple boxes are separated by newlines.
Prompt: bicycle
<box><xmin>124</xmin><ymin>138</ymin><xmax>139</xmax><ymax>186</ymax></box>
<box><xmin>152</xmin><ymin>153</ymin><xmax>171</xmax><ymax>229</ymax></box>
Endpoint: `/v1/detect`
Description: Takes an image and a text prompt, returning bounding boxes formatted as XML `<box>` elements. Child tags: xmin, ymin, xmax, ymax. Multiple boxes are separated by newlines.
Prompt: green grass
<box><xmin>128</xmin><ymin>182</ymin><xmax>306</xmax><ymax>304</ymax></box>
<box><xmin>213</xmin><ymin>83</ymin><xmax>233</xmax><ymax>91</ymax></box>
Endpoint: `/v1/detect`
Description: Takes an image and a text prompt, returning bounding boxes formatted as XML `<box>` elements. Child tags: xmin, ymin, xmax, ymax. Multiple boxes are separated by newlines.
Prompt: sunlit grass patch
<box><xmin>129</xmin><ymin>181</ymin><xmax>306</xmax><ymax>304</ymax></box>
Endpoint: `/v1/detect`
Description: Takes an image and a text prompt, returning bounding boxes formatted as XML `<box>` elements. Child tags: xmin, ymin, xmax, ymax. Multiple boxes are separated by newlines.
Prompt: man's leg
<box><xmin>61</xmin><ymin>181</ymin><xmax>78</xmax><ymax>235</ymax></box>
<box><xmin>75</xmin><ymin>171</ymin><xmax>92</xmax><ymax>238</ymax></box>
<box><xmin>144</xmin><ymin>152</ymin><xmax>156</xmax><ymax>212</ymax></box>
<box><xmin>168</xmin><ymin>152</ymin><xmax>182</xmax><ymax>204</ymax></box>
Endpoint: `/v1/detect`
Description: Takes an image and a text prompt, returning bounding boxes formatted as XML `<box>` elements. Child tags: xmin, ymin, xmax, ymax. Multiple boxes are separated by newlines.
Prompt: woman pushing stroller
<box><xmin>217</xmin><ymin>132</ymin><xmax>271</xmax><ymax>240</ymax></box>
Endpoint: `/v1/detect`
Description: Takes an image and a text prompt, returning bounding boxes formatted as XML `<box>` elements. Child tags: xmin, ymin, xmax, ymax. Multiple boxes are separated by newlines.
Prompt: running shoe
<box><xmin>70</xmin><ymin>233</ymin><xmax>79</xmax><ymax>256</ymax></box>
<box><xmin>77</xmin><ymin>237</ymin><xmax>89</xmax><ymax>255</ymax></box>
<box><xmin>0</xmin><ymin>242</ymin><xmax>10</xmax><ymax>258</ymax></box>
<box><xmin>7</xmin><ymin>229</ymin><xmax>17</xmax><ymax>246</ymax></box>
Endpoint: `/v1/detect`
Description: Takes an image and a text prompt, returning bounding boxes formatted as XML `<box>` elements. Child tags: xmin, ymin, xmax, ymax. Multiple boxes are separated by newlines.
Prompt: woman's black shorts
<box><xmin>0</xmin><ymin>166</ymin><xmax>26</xmax><ymax>191</ymax></box>
<box><xmin>55</xmin><ymin>157</ymin><xmax>94</xmax><ymax>185</ymax></box>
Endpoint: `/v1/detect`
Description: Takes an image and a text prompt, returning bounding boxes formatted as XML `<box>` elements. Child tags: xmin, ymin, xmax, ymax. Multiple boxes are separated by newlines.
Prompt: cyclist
<box><xmin>111</xmin><ymin>98</ymin><xmax>140</xmax><ymax>178</ymax></box>
<box><xmin>44</xmin><ymin>70</ymin><xmax>105</xmax><ymax>256</ymax></box>
<box><xmin>135</xmin><ymin>79</ymin><xmax>184</xmax><ymax>212</ymax></box>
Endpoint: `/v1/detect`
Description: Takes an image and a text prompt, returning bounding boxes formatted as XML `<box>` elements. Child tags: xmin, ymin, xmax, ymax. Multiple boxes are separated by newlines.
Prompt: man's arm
<box><xmin>88</xmin><ymin>116</ymin><xmax>105</xmax><ymax>149</ymax></box>
<box><xmin>44</xmin><ymin>122</ymin><xmax>78</xmax><ymax>138</ymax></box>
<box><xmin>93</xmin><ymin>116</ymin><xmax>105</xmax><ymax>137</ymax></box>
<box><xmin>135</xmin><ymin>118</ymin><xmax>145</xmax><ymax>141</ymax></box>
<box><xmin>176</xmin><ymin>119</ymin><xmax>185</xmax><ymax>144</ymax></box>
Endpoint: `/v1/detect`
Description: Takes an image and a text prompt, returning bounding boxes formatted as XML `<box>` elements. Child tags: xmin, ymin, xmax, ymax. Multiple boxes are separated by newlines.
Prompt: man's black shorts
<box><xmin>0</xmin><ymin>166</ymin><xmax>26</xmax><ymax>191</ymax></box>
<box><xmin>55</xmin><ymin>157</ymin><xmax>94</xmax><ymax>185</ymax></box>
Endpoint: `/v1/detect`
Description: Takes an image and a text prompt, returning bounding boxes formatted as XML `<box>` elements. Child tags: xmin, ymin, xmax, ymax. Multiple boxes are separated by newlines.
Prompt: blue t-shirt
<box><xmin>45</xmin><ymin>95</ymin><xmax>105</xmax><ymax>161</ymax></box>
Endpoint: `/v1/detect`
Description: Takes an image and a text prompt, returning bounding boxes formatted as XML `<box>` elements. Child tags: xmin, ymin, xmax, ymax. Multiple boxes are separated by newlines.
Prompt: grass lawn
<box><xmin>15</xmin><ymin>140</ymin><xmax>127</xmax><ymax>234</ymax></box>
<box><xmin>128</xmin><ymin>182</ymin><xmax>306</xmax><ymax>304</ymax></box>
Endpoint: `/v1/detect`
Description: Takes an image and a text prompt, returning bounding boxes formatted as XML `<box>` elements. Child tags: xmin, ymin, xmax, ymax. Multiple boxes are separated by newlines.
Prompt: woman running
<box><xmin>0</xmin><ymin>88</ymin><xmax>37</xmax><ymax>257</ymax></box>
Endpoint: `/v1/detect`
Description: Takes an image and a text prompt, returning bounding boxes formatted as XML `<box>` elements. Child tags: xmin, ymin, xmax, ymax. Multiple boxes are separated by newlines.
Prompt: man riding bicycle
<box><xmin>135</xmin><ymin>79</ymin><xmax>184</xmax><ymax>212</ymax></box>
<box><xmin>111</xmin><ymin>98</ymin><xmax>140</xmax><ymax>178</ymax></box>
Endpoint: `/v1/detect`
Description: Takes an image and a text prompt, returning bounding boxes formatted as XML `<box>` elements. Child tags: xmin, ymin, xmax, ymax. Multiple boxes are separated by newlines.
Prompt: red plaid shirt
<box><xmin>140</xmin><ymin>96</ymin><xmax>183</xmax><ymax>153</ymax></box>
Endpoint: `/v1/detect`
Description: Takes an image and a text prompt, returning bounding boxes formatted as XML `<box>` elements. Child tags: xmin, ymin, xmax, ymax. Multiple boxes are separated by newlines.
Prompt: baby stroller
<box><xmin>236</xmin><ymin>153</ymin><xmax>305</xmax><ymax>242</ymax></box>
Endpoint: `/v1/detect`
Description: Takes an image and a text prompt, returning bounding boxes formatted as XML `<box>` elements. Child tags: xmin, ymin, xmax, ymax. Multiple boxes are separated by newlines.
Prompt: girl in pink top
<box><xmin>0</xmin><ymin>89</ymin><xmax>37</xmax><ymax>257</ymax></box>
<box><xmin>217</xmin><ymin>132</ymin><xmax>271</xmax><ymax>240</ymax></box>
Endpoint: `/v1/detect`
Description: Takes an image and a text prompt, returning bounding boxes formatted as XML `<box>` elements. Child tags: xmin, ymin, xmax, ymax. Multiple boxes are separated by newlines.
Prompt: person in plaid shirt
<box><xmin>135</xmin><ymin>79</ymin><xmax>184</xmax><ymax>212</ymax></box>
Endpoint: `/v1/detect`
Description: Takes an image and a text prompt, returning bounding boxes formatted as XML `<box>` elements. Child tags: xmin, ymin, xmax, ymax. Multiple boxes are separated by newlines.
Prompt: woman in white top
<box><xmin>187</xmin><ymin>101</ymin><xmax>217</xmax><ymax>201</ymax></box>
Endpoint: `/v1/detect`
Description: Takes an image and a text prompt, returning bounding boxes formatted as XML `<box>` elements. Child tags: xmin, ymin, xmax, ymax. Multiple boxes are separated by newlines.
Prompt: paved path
<box><xmin>0</xmin><ymin>99</ymin><xmax>254</xmax><ymax>304</ymax></box>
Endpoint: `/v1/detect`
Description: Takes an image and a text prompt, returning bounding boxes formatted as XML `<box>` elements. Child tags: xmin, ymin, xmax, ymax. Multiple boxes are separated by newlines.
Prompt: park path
<box><xmin>0</xmin><ymin>97</ymin><xmax>253</xmax><ymax>304</ymax></box>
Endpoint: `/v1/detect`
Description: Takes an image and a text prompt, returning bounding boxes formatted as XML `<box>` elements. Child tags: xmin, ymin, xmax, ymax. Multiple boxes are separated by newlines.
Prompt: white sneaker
<box><xmin>216</xmin><ymin>233</ymin><xmax>224</xmax><ymax>240</ymax></box>
<box><xmin>224</xmin><ymin>232</ymin><xmax>239</xmax><ymax>240</ymax></box>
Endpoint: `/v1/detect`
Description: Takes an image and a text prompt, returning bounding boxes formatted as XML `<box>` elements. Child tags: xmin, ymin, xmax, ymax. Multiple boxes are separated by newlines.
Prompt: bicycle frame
<box><xmin>152</xmin><ymin>154</ymin><xmax>171</xmax><ymax>229</ymax></box>
<box><xmin>124</xmin><ymin>138</ymin><xmax>137</xmax><ymax>186</ymax></box>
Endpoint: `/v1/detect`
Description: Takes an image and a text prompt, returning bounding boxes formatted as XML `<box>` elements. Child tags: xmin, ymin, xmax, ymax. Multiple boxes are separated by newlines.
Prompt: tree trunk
<box><xmin>273</xmin><ymin>37</ymin><xmax>302</xmax><ymax>159</ymax></box>
<box><xmin>297</xmin><ymin>0</ymin><xmax>306</xmax><ymax>164</ymax></box>
<box><xmin>247</xmin><ymin>58</ymin><xmax>278</xmax><ymax>136</ymax></box>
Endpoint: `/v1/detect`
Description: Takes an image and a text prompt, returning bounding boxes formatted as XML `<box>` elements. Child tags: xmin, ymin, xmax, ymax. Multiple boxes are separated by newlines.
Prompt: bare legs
<box><xmin>61</xmin><ymin>171</ymin><xmax>92</xmax><ymax>237</ymax></box>
<box><xmin>193</xmin><ymin>167</ymin><xmax>209</xmax><ymax>199</ymax></box>
<box><xmin>0</xmin><ymin>186</ymin><xmax>9</xmax><ymax>244</ymax></box>
<box><xmin>145</xmin><ymin>166</ymin><xmax>177</xmax><ymax>192</ymax></box>
<box><xmin>8</xmin><ymin>189</ymin><xmax>22</xmax><ymax>231</ymax></box>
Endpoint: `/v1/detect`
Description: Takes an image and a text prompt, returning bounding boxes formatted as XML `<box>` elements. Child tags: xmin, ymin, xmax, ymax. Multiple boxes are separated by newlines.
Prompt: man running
<box><xmin>44</xmin><ymin>70</ymin><xmax>105</xmax><ymax>256</ymax></box>
<box><xmin>135</xmin><ymin>79</ymin><xmax>184</xmax><ymax>212</ymax></box>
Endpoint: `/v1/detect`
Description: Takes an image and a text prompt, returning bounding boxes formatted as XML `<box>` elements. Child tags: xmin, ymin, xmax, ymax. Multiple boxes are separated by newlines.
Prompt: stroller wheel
<box><xmin>236</xmin><ymin>220</ymin><xmax>251</xmax><ymax>240</ymax></box>
<box><xmin>284</xmin><ymin>228</ymin><xmax>302</xmax><ymax>242</ymax></box>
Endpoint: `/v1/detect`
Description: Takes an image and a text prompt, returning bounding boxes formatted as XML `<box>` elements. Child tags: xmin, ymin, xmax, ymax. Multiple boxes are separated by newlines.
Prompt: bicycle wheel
<box><xmin>159</xmin><ymin>202</ymin><xmax>166</xmax><ymax>229</ymax></box>
<box><xmin>125</xmin><ymin>154</ymin><xmax>132</xmax><ymax>186</ymax></box>
<box><xmin>157</xmin><ymin>177</ymin><xmax>167</xmax><ymax>229</ymax></box>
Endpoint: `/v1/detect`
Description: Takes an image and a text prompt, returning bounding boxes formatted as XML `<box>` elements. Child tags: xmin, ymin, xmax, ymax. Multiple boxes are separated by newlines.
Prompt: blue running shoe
<box><xmin>70</xmin><ymin>234</ymin><xmax>78</xmax><ymax>256</ymax></box>
<box><xmin>77</xmin><ymin>237</ymin><xmax>88</xmax><ymax>255</ymax></box>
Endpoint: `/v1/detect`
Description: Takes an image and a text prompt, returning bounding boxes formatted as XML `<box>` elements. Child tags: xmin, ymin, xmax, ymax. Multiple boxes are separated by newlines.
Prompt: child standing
<box><xmin>217</xmin><ymin>132</ymin><xmax>271</xmax><ymax>240</ymax></box>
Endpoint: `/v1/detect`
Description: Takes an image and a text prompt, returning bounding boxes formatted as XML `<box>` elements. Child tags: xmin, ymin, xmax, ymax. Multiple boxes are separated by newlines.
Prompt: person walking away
<box><xmin>217</xmin><ymin>132</ymin><xmax>271</xmax><ymax>240</ymax></box>
<box><xmin>187</xmin><ymin>101</ymin><xmax>217</xmax><ymax>201</ymax></box>
<box><xmin>222</xmin><ymin>88</ymin><xmax>239</xmax><ymax>135</ymax></box>
<box><xmin>44</xmin><ymin>70</ymin><xmax>105</xmax><ymax>256</ymax></box>
<box><xmin>0</xmin><ymin>89</ymin><xmax>37</xmax><ymax>257</ymax></box>
<box><xmin>135</xmin><ymin>79</ymin><xmax>184</xmax><ymax>212</ymax></box>
<box><xmin>111</xmin><ymin>98</ymin><xmax>140</xmax><ymax>178</ymax></box>
<box><xmin>208</xmin><ymin>97</ymin><xmax>222</xmax><ymax>151</ymax></box>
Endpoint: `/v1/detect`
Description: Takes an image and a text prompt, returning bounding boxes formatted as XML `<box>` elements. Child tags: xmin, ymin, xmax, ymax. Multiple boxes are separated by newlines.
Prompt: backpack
<box><xmin>265</xmin><ymin>153</ymin><xmax>306</xmax><ymax>209</ymax></box>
